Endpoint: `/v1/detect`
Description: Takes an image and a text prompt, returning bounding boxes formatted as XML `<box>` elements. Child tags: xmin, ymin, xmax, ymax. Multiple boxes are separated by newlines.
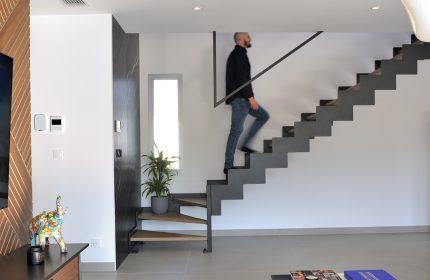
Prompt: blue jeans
<box><xmin>224</xmin><ymin>98</ymin><xmax>270</xmax><ymax>169</ymax></box>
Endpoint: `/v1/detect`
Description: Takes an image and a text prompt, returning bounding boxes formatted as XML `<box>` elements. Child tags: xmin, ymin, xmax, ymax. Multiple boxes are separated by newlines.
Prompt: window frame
<box><xmin>148</xmin><ymin>74</ymin><xmax>183</xmax><ymax>170</ymax></box>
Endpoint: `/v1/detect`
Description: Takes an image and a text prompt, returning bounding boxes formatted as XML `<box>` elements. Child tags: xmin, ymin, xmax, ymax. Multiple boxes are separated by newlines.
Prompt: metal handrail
<box><xmin>213</xmin><ymin>31</ymin><xmax>324</xmax><ymax>108</ymax></box>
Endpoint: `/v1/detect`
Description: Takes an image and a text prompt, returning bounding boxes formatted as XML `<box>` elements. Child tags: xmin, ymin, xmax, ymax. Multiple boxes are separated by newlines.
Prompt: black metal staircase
<box><xmin>130</xmin><ymin>34</ymin><xmax>430</xmax><ymax>254</ymax></box>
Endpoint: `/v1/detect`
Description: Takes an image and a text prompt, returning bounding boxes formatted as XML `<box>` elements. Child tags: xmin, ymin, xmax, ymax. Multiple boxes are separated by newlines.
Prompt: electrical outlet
<box><xmin>90</xmin><ymin>238</ymin><xmax>102</xmax><ymax>248</ymax></box>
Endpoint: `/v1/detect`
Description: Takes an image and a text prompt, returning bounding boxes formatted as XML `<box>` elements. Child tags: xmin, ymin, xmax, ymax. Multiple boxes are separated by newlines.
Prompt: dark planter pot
<box><xmin>151</xmin><ymin>196</ymin><xmax>169</xmax><ymax>214</ymax></box>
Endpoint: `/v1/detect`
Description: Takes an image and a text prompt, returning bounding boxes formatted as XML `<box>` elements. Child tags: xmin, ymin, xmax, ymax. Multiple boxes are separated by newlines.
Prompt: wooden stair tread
<box><xmin>138</xmin><ymin>212</ymin><xmax>206</xmax><ymax>224</ymax></box>
<box><xmin>172</xmin><ymin>197</ymin><xmax>207</xmax><ymax>207</ymax></box>
<box><xmin>130</xmin><ymin>230</ymin><xmax>207</xmax><ymax>242</ymax></box>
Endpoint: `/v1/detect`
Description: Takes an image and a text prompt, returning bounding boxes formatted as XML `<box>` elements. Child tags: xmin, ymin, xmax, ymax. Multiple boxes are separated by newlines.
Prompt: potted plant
<box><xmin>141</xmin><ymin>147</ymin><xmax>178</xmax><ymax>214</ymax></box>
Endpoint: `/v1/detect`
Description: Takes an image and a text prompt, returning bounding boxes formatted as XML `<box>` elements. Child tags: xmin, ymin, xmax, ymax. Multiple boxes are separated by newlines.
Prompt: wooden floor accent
<box><xmin>171</xmin><ymin>197</ymin><xmax>207</xmax><ymax>208</ymax></box>
<box><xmin>138</xmin><ymin>212</ymin><xmax>206</xmax><ymax>224</ymax></box>
<box><xmin>130</xmin><ymin>230</ymin><xmax>207</xmax><ymax>242</ymax></box>
<box><xmin>0</xmin><ymin>0</ymin><xmax>32</xmax><ymax>257</ymax></box>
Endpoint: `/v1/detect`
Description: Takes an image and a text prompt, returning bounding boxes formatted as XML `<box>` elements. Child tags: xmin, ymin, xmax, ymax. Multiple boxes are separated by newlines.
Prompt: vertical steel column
<box><xmin>213</xmin><ymin>31</ymin><xmax>217</xmax><ymax>108</ymax></box>
<box><xmin>204</xmin><ymin>185</ymin><xmax>213</xmax><ymax>253</ymax></box>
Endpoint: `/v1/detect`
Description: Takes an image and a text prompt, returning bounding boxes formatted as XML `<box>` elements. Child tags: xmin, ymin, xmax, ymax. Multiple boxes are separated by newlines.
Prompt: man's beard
<box><xmin>246</xmin><ymin>42</ymin><xmax>252</xmax><ymax>48</ymax></box>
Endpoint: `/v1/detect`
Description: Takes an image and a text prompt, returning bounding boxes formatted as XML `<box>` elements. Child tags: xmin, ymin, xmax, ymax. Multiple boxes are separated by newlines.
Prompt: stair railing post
<box><xmin>205</xmin><ymin>184</ymin><xmax>213</xmax><ymax>253</ymax></box>
<box><xmin>213</xmin><ymin>31</ymin><xmax>217</xmax><ymax>108</ymax></box>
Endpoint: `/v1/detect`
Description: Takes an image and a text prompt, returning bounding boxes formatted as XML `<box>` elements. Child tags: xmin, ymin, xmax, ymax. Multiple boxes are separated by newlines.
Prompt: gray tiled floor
<box><xmin>83</xmin><ymin>233</ymin><xmax>430</xmax><ymax>280</ymax></box>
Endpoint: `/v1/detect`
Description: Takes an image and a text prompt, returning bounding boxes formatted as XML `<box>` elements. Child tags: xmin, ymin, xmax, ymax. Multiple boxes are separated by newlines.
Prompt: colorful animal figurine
<box><xmin>30</xmin><ymin>195</ymin><xmax>68</xmax><ymax>253</ymax></box>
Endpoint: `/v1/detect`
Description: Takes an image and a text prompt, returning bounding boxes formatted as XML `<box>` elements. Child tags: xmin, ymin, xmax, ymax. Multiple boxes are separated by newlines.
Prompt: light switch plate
<box><xmin>90</xmin><ymin>238</ymin><xmax>102</xmax><ymax>248</ymax></box>
<box><xmin>53</xmin><ymin>149</ymin><xmax>64</xmax><ymax>160</ymax></box>
<box><xmin>114</xmin><ymin>120</ymin><xmax>121</xmax><ymax>133</ymax></box>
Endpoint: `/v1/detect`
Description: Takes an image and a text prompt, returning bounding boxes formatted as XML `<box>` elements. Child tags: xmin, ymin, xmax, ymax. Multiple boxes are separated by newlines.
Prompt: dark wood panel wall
<box><xmin>0</xmin><ymin>0</ymin><xmax>32</xmax><ymax>256</ymax></box>
<box><xmin>112</xmin><ymin>17</ymin><xmax>141</xmax><ymax>268</ymax></box>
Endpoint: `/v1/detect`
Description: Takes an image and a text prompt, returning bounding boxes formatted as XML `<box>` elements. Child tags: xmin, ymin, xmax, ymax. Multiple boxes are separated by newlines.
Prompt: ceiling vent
<box><xmin>62</xmin><ymin>0</ymin><xmax>87</xmax><ymax>6</ymax></box>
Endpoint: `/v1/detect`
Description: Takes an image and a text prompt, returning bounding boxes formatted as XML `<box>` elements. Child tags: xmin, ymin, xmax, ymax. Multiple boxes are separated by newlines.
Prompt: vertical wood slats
<box><xmin>0</xmin><ymin>0</ymin><xmax>19</xmax><ymax>31</ymax></box>
<box><xmin>0</xmin><ymin>0</ymin><xmax>31</xmax><ymax>256</ymax></box>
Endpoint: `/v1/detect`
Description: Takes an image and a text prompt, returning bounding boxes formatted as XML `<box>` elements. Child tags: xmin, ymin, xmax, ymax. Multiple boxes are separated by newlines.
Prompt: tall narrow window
<box><xmin>150</xmin><ymin>75</ymin><xmax>181</xmax><ymax>169</ymax></box>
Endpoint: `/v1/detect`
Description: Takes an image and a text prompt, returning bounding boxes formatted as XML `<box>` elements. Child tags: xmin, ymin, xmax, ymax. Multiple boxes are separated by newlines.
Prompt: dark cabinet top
<box><xmin>0</xmin><ymin>243</ymin><xmax>88</xmax><ymax>280</ymax></box>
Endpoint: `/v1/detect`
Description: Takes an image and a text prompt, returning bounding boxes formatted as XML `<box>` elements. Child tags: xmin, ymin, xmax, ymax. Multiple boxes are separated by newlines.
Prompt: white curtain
<box><xmin>402</xmin><ymin>0</ymin><xmax>430</xmax><ymax>42</ymax></box>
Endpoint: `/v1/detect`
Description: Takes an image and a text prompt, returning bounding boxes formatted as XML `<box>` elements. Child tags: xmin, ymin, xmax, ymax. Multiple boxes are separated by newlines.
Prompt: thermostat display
<box><xmin>50</xmin><ymin>116</ymin><xmax>63</xmax><ymax>132</ymax></box>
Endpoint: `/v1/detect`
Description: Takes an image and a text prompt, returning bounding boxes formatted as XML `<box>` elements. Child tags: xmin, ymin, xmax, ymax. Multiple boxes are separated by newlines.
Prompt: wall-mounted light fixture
<box><xmin>401</xmin><ymin>0</ymin><xmax>430</xmax><ymax>42</ymax></box>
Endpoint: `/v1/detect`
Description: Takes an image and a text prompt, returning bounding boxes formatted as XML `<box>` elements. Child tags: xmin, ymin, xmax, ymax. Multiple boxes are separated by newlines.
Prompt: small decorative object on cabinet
<box><xmin>29</xmin><ymin>195</ymin><xmax>68</xmax><ymax>253</ymax></box>
<box><xmin>27</xmin><ymin>246</ymin><xmax>44</xmax><ymax>265</ymax></box>
<box><xmin>0</xmin><ymin>243</ymin><xmax>88</xmax><ymax>280</ymax></box>
<box><xmin>141</xmin><ymin>146</ymin><xmax>179</xmax><ymax>214</ymax></box>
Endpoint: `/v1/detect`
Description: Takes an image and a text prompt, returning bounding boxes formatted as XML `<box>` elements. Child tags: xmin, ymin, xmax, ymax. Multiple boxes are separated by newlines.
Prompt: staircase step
<box><xmin>272</xmin><ymin>137</ymin><xmax>310</xmax><ymax>153</ymax></box>
<box><xmin>130</xmin><ymin>230</ymin><xmax>206</xmax><ymax>242</ymax></box>
<box><xmin>207</xmin><ymin>180</ymin><xmax>227</xmax><ymax>185</ymax></box>
<box><xmin>282</xmin><ymin>126</ymin><xmax>295</xmax><ymax>137</ymax></box>
<box><xmin>320</xmin><ymin>99</ymin><xmax>337</xmax><ymax>106</ymax></box>
<box><xmin>357</xmin><ymin>69</ymin><xmax>382</xmax><ymax>83</ymax></box>
<box><xmin>338</xmin><ymin>84</ymin><xmax>360</xmax><ymax>93</ymax></box>
<box><xmin>137</xmin><ymin>211</ymin><xmax>207</xmax><ymax>224</ymax></box>
<box><xmin>356</xmin><ymin>73</ymin><xmax>367</xmax><ymax>83</ymax></box>
<box><xmin>264</xmin><ymin>139</ymin><xmax>273</xmax><ymax>153</ymax></box>
<box><xmin>301</xmin><ymin>113</ymin><xmax>316</xmax><ymax>121</ymax></box>
<box><xmin>171</xmin><ymin>197</ymin><xmax>207</xmax><ymax>208</ymax></box>
<box><xmin>394</xmin><ymin>53</ymin><xmax>403</xmax><ymax>60</ymax></box>
<box><xmin>393</xmin><ymin>47</ymin><xmax>402</xmax><ymax>57</ymax></box>
<box><xmin>371</xmin><ymin>68</ymin><xmax>382</xmax><ymax>75</ymax></box>
<box><xmin>250</xmin><ymin>152</ymin><xmax>287</xmax><ymax>169</ymax></box>
<box><xmin>375</xmin><ymin>60</ymin><xmax>382</xmax><ymax>70</ymax></box>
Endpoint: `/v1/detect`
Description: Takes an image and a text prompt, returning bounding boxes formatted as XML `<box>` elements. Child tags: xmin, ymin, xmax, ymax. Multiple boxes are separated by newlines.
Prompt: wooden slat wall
<box><xmin>0</xmin><ymin>0</ymin><xmax>32</xmax><ymax>256</ymax></box>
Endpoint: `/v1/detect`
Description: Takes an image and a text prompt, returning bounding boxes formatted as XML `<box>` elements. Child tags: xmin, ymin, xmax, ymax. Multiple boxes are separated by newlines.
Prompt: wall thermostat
<box><xmin>50</xmin><ymin>116</ymin><xmax>63</xmax><ymax>132</ymax></box>
<box><xmin>34</xmin><ymin>114</ymin><xmax>47</xmax><ymax>131</ymax></box>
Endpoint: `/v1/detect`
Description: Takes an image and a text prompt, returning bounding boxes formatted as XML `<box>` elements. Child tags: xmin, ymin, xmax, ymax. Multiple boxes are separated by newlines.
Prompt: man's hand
<box><xmin>249</xmin><ymin>97</ymin><xmax>259</xmax><ymax>111</ymax></box>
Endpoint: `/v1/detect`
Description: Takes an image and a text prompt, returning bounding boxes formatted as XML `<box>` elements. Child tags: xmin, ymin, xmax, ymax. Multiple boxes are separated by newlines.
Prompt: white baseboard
<box><xmin>80</xmin><ymin>262</ymin><xmax>116</xmax><ymax>272</ymax></box>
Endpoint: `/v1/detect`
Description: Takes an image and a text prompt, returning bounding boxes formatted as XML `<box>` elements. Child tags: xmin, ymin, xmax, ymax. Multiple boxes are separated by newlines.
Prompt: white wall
<box><xmin>31</xmin><ymin>15</ymin><xmax>116</xmax><ymax>264</ymax></box>
<box><xmin>140</xmin><ymin>32</ymin><xmax>430</xmax><ymax>232</ymax></box>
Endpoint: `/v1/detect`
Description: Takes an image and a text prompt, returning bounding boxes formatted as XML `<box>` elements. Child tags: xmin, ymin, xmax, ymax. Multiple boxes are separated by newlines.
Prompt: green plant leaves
<box><xmin>141</xmin><ymin>145</ymin><xmax>179</xmax><ymax>198</ymax></box>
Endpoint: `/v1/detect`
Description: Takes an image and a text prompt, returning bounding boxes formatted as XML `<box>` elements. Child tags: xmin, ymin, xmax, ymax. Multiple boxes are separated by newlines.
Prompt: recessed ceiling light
<box><xmin>371</xmin><ymin>5</ymin><xmax>381</xmax><ymax>11</ymax></box>
<box><xmin>193</xmin><ymin>6</ymin><xmax>202</xmax><ymax>11</ymax></box>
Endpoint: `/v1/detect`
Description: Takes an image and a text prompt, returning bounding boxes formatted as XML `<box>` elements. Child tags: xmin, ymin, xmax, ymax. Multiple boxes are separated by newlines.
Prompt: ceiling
<box><xmin>30</xmin><ymin>0</ymin><xmax>412</xmax><ymax>33</ymax></box>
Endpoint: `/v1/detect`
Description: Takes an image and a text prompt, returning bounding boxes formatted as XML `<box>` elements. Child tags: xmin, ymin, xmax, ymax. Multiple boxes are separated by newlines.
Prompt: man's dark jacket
<box><xmin>225</xmin><ymin>45</ymin><xmax>254</xmax><ymax>104</ymax></box>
